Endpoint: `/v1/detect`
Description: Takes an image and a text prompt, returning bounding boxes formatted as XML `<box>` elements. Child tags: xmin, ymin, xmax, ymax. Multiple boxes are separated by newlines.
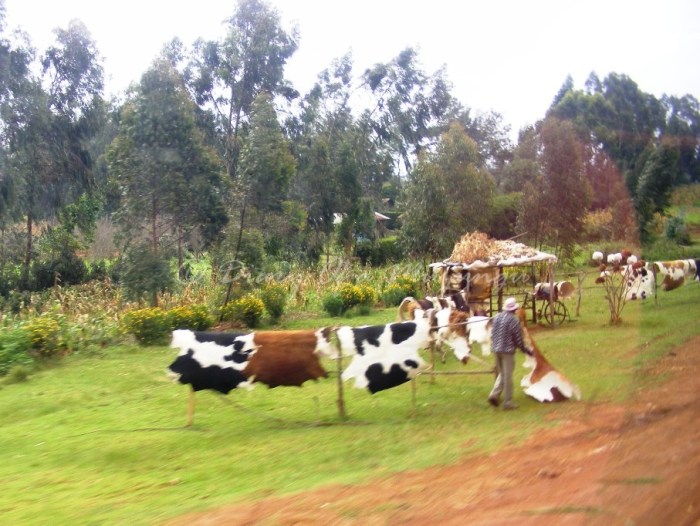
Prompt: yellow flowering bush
<box><xmin>221</xmin><ymin>294</ymin><xmax>265</xmax><ymax>328</ymax></box>
<box><xmin>167</xmin><ymin>304</ymin><xmax>213</xmax><ymax>331</ymax></box>
<box><xmin>122</xmin><ymin>307</ymin><xmax>170</xmax><ymax>346</ymax></box>
<box><xmin>24</xmin><ymin>316</ymin><xmax>62</xmax><ymax>357</ymax></box>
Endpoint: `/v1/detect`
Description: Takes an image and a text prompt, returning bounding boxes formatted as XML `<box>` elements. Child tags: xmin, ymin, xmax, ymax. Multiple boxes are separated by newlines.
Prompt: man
<box><xmin>488</xmin><ymin>297</ymin><xmax>533</xmax><ymax>410</ymax></box>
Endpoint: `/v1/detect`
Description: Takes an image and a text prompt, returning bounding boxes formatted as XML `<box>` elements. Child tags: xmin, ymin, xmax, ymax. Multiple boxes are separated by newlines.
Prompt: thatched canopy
<box><xmin>429</xmin><ymin>232</ymin><xmax>558</xmax><ymax>311</ymax></box>
<box><xmin>432</xmin><ymin>232</ymin><xmax>557</xmax><ymax>271</ymax></box>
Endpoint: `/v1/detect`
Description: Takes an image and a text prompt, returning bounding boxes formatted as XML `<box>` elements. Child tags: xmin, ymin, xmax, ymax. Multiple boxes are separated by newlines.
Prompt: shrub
<box><xmin>356</xmin><ymin>284</ymin><xmax>376</xmax><ymax>306</ymax></box>
<box><xmin>0</xmin><ymin>327</ymin><xmax>33</xmax><ymax>376</ymax></box>
<box><xmin>642</xmin><ymin>238</ymin><xmax>691</xmax><ymax>262</ymax></box>
<box><xmin>222</xmin><ymin>294</ymin><xmax>265</xmax><ymax>328</ymax></box>
<box><xmin>122</xmin><ymin>307</ymin><xmax>171</xmax><ymax>346</ymax></box>
<box><xmin>337</xmin><ymin>283</ymin><xmax>363</xmax><ymax>310</ymax></box>
<box><xmin>664</xmin><ymin>215</ymin><xmax>691</xmax><ymax>245</ymax></box>
<box><xmin>168</xmin><ymin>304</ymin><xmax>213</xmax><ymax>331</ymax></box>
<box><xmin>322</xmin><ymin>291</ymin><xmax>345</xmax><ymax>317</ymax></box>
<box><xmin>394</xmin><ymin>274</ymin><xmax>419</xmax><ymax>297</ymax></box>
<box><xmin>4</xmin><ymin>365</ymin><xmax>31</xmax><ymax>384</ymax></box>
<box><xmin>31</xmin><ymin>247</ymin><xmax>88</xmax><ymax>291</ymax></box>
<box><xmin>260</xmin><ymin>283</ymin><xmax>287</xmax><ymax>323</ymax></box>
<box><xmin>23</xmin><ymin>316</ymin><xmax>63</xmax><ymax>357</ymax></box>
<box><xmin>381</xmin><ymin>284</ymin><xmax>409</xmax><ymax>306</ymax></box>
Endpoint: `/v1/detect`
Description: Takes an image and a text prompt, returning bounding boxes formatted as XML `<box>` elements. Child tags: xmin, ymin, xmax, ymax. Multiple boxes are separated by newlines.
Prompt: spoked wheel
<box><xmin>542</xmin><ymin>300</ymin><xmax>568</xmax><ymax>326</ymax></box>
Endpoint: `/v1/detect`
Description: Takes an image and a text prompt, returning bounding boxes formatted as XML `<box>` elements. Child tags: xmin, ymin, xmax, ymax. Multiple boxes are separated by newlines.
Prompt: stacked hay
<box><xmin>450</xmin><ymin>231</ymin><xmax>541</xmax><ymax>265</ymax></box>
<box><xmin>449</xmin><ymin>232</ymin><xmax>497</xmax><ymax>263</ymax></box>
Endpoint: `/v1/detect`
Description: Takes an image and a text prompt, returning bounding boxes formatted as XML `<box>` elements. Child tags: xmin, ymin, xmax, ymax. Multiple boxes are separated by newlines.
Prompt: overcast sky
<box><xmin>4</xmin><ymin>0</ymin><xmax>700</xmax><ymax>138</ymax></box>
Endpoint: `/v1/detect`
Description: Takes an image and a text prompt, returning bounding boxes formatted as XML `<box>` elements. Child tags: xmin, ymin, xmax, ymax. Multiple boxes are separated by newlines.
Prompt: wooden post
<box><xmin>497</xmin><ymin>266</ymin><xmax>504</xmax><ymax>312</ymax></box>
<box><xmin>336</xmin><ymin>351</ymin><xmax>346</xmax><ymax>419</ymax></box>
<box><xmin>576</xmin><ymin>272</ymin><xmax>585</xmax><ymax>317</ymax></box>
<box><xmin>548</xmin><ymin>262</ymin><xmax>555</xmax><ymax>326</ymax></box>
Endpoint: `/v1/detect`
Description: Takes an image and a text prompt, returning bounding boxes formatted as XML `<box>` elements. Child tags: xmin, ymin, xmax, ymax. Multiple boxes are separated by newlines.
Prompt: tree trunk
<box><xmin>151</xmin><ymin>195</ymin><xmax>159</xmax><ymax>307</ymax></box>
<box><xmin>22</xmin><ymin>211</ymin><xmax>33</xmax><ymax>288</ymax></box>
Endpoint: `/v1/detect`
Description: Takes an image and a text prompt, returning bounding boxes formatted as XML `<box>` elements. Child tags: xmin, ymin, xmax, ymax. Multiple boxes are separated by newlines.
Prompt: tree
<box><xmin>186</xmin><ymin>0</ymin><xmax>298</xmax><ymax>179</ymax></box>
<box><xmin>635</xmin><ymin>141</ymin><xmax>679</xmax><ymax>242</ymax></box>
<box><xmin>106</xmin><ymin>59</ymin><xmax>227</xmax><ymax>304</ymax></box>
<box><xmin>1</xmin><ymin>20</ymin><xmax>105</xmax><ymax>287</ymax></box>
<box><xmin>400</xmin><ymin>122</ymin><xmax>495</xmax><ymax>259</ymax></box>
<box><xmin>517</xmin><ymin>118</ymin><xmax>591</xmax><ymax>259</ymax></box>
<box><xmin>360</xmin><ymin>47</ymin><xmax>460</xmax><ymax>176</ymax></box>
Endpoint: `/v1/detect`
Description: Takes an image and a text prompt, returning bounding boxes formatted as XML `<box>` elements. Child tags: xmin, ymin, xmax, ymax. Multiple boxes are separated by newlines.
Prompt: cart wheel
<box><xmin>543</xmin><ymin>301</ymin><xmax>568</xmax><ymax>326</ymax></box>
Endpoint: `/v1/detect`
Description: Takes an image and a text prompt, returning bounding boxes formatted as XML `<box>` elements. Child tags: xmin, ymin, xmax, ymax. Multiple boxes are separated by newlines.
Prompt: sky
<box><xmin>4</xmin><ymin>0</ymin><xmax>700</xmax><ymax>139</ymax></box>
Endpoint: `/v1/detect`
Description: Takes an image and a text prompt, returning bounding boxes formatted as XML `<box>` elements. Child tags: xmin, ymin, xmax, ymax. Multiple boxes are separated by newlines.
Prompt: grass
<box><xmin>0</xmin><ymin>279</ymin><xmax>699</xmax><ymax>524</ymax></box>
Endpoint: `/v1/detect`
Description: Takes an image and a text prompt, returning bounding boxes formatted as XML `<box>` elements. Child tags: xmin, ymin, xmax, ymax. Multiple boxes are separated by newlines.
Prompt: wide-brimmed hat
<box><xmin>504</xmin><ymin>297</ymin><xmax>519</xmax><ymax>311</ymax></box>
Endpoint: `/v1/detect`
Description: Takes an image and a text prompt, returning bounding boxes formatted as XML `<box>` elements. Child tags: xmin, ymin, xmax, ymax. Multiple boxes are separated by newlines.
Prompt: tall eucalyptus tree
<box><xmin>186</xmin><ymin>0</ymin><xmax>298</xmax><ymax>179</ymax></box>
<box><xmin>106</xmin><ymin>59</ymin><xmax>226</xmax><ymax>303</ymax></box>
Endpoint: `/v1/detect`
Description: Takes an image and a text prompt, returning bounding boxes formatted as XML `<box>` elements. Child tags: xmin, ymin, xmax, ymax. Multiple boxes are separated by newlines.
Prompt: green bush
<box><xmin>261</xmin><ymin>283</ymin><xmax>287</xmax><ymax>323</ymax></box>
<box><xmin>221</xmin><ymin>294</ymin><xmax>265</xmax><ymax>328</ymax></box>
<box><xmin>642</xmin><ymin>238</ymin><xmax>691</xmax><ymax>262</ymax></box>
<box><xmin>394</xmin><ymin>274</ymin><xmax>419</xmax><ymax>297</ymax></box>
<box><xmin>122</xmin><ymin>307</ymin><xmax>171</xmax><ymax>346</ymax></box>
<box><xmin>0</xmin><ymin>327</ymin><xmax>33</xmax><ymax>376</ymax></box>
<box><xmin>664</xmin><ymin>215</ymin><xmax>691</xmax><ymax>245</ymax></box>
<box><xmin>381</xmin><ymin>284</ymin><xmax>410</xmax><ymax>306</ymax></box>
<box><xmin>167</xmin><ymin>304</ymin><xmax>213</xmax><ymax>331</ymax></box>
<box><xmin>23</xmin><ymin>316</ymin><xmax>63</xmax><ymax>357</ymax></box>
<box><xmin>322</xmin><ymin>291</ymin><xmax>345</xmax><ymax>317</ymax></box>
<box><xmin>31</xmin><ymin>248</ymin><xmax>87</xmax><ymax>291</ymax></box>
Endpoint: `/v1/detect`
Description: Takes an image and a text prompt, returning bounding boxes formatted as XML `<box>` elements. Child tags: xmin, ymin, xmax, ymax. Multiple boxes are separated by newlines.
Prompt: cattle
<box><xmin>516</xmin><ymin>310</ymin><xmax>581</xmax><ymax>403</ymax></box>
<box><xmin>336</xmin><ymin>319</ymin><xmax>432</xmax><ymax>393</ymax></box>
<box><xmin>168</xmin><ymin>328</ymin><xmax>336</xmax><ymax>425</ymax></box>
<box><xmin>230</xmin><ymin>329</ymin><xmax>335</xmax><ymax>388</ymax></box>
<box><xmin>397</xmin><ymin>289</ymin><xmax>470</xmax><ymax>321</ymax></box>
<box><xmin>653</xmin><ymin>259</ymin><xmax>699</xmax><ymax>291</ymax></box>
<box><xmin>168</xmin><ymin>329</ymin><xmax>254</xmax><ymax>426</ymax></box>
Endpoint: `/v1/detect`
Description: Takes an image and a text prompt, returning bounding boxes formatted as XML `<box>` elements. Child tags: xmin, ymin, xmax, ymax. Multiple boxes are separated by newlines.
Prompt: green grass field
<box><xmin>1</xmin><ymin>280</ymin><xmax>699</xmax><ymax>525</ymax></box>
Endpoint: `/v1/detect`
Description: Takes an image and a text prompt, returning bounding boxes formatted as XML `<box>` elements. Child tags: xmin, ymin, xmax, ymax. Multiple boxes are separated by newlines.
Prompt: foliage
<box><xmin>185</xmin><ymin>0</ymin><xmax>299</xmax><ymax>179</ymax></box>
<box><xmin>641</xmin><ymin>238</ymin><xmax>693</xmax><ymax>262</ymax></box>
<box><xmin>23</xmin><ymin>315</ymin><xmax>62</xmax><ymax>357</ymax></box>
<box><xmin>31</xmin><ymin>246</ymin><xmax>87</xmax><ymax>290</ymax></box>
<box><xmin>118</xmin><ymin>247</ymin><xmax>174</xmax><ymax>305</ymax></box>
<box><xmin>354</xmin><ymin>236</ymin><xmax>404</xmax><ymax>266</ymax></box>
<box><xmin>596</xmin><ymin>269</ymin><xmax>629</xmax><ymax>324</ymax></box>
<box><xmin>260</xmin><ymin>283</ymin><xmax>287</xmax><ymax>323</ymax></box>
<box><xmin>380</xmin><ymin>284</ymin><xmax>409</xmax><ymax>307</ymax></box>
<box><xmin>321</xmin><ymin>291</ymin><xmax>345</xmax><ymax>317</ymax></box>
<box><xmin>0</xmin><ymin>326</ymin><xmax>33</xmax><ymax>375</ymax></box>
<box><xmin>519</xmin><ymin>118</ymin><xmax>592</xmax><ymax>260</ymax></box>
<box><xmin>106</xmin><ymin>58</ymin><xmax>227</xmax><ymax>284</ymax></box>
<box><xmin>394</xmin><ymin>274</ymin><xmax>420</xmax><ymax>297</ymax></box>
<box><xmin>663</xmin><ymin>215</ymin><xmax>691</xmax><ymax>245</ymax></box>
<box><xmin>322</xmin><ymin>282</ymin><xmax>376</xmax><ymax>316</ymax></box>
<box><xmin>222</xmin><ymin>293</ymin><xmax>265</xmax><ymax>328</ymax></box>
<box><xmin>400</xmin><ymin>123</ymin><xmax>495</xmax><ymax>258</ymax></box>
<box><xmin>167</xmin><ymin>304</ymin><xmax>213</xmax><ymax>331</ymax></box>
<box><xmin>122</xmin><ymin>307</ymin><xmax>171</xmax><ymax>346</ymax></box>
